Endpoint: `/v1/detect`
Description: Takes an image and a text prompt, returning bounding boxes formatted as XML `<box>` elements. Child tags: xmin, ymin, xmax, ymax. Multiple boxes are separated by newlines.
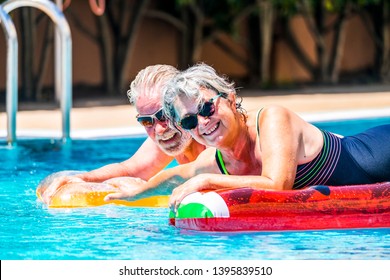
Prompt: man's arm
<box><xmin>79</xmin><ymin>137</ymin><xmax>174</xmax><ymax>182</ymax></box>
<box><xmin>40</xmin><ymin>137</ymin><xmax>174</xmax><ymax>203</ymax></box>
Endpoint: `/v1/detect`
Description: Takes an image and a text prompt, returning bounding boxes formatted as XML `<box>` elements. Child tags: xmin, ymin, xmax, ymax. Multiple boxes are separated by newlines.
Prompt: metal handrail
<box><xmin>0</xmin><ymin>6</ymin><xmax>18</xmax><ymax>144</ymax></box>
<box><xmin>1</xmin><ymin>0</ymin><xmax>72</xmax><ymax>144</ymax></box>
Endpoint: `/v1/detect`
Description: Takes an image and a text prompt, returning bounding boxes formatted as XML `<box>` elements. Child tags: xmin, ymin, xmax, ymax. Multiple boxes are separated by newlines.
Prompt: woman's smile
<box><xmin>202</xmin><ymin>121</ymin><xmax>220</xmax><ymax>136</ymax></box>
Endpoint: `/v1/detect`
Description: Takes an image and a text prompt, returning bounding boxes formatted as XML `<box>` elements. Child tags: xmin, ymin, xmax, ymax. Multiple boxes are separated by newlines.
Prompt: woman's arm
<box><xmin>258</xmin><ymin>106</ymin><xmax>323</xmax><ymax>189</ymax></box>
<box><xmin>102</xmin><ymin>162</ymin><xmax>197</xmax><ymax>201</ymax></box>
<box><xmin>168</xmin><ymin>106</ymin><xmax>323</xmax><ymax>211</ymax></box>
<box><xmin>256</xmin><ymin>105</ymin><xmax>302</xmax><ymax>189</ymax></box>
<box><xmin>168</xmin><ymin>173</ymin><xmax>282</xmax><ymax>212</ymax></box>
<box><xmin>104</xmin><ymin>148</ymin><xmax>216</xmax><ymax>201</ymax></box>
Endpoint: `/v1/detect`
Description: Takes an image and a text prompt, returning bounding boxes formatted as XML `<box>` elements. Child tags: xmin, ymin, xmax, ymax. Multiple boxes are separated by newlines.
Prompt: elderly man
<box><xmin>41</xmin><ymin>65</ymin><xmax>206</xmax><ymax>203</ymax></box>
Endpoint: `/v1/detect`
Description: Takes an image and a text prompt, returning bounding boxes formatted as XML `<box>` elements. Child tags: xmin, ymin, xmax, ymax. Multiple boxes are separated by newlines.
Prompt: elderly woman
<box><xmin>105</xmin><ymin>63</ymin><xmax>390</xmax><ymax>211</ymax></box>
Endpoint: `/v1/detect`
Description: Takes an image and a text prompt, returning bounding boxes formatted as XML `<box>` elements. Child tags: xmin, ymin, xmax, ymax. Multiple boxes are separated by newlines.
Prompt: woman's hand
<box><xmin>103</xmin><ymin>177</ymin><xmax>147</xmax><ymax>201</ymax></box>
<box><xmin>169</xmin><ymin>174</ymin><xmax>210</xmax><ymax>213</ymax></box>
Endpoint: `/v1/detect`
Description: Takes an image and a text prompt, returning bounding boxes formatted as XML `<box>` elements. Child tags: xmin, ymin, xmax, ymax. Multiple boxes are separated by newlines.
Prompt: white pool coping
<box><xmin>300</xmin><ymin>107</ymin><xmax>390</xmax><ymax>123</ymax></box>
<box><xmin>0</xmin><ymin>126</ymin><xmax>147</xmax><ymax>140</ymax></box>
<box><xmin>1</xmin><ymin>107</ymin><xmax>390</xmax><ymax>140</ymax></box>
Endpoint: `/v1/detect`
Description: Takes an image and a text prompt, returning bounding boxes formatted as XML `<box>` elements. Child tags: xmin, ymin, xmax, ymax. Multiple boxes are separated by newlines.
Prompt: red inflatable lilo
<box><xmin>170</xmin><ymin>182</ymin><xmax>390</xmax><ymax>231</ymax></box>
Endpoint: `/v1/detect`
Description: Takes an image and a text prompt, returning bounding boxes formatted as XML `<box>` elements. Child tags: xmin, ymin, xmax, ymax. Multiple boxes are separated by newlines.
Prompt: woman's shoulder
<box><xmin>192</xmin><ymin>147</ymin><xmax>222</xmax><ymax>174</ymax></box>
<box><xmin>261</xmin><ymin>105</ymin><xmax>291</xmax><ymax>114</ymax></box>
<box><xmin>248</xmin><ymin>105</ymin><xmax>291</xmax><ymax>115</ymax></box>
<box><xmin>196</xmin><ymin>147</ymin><xmax>218</xmax><ymax>160</ymax></box>
<box><xmin>247</xmin><ymin>105</ymin><xmax>294</xmax><ymax>123</ymax></box>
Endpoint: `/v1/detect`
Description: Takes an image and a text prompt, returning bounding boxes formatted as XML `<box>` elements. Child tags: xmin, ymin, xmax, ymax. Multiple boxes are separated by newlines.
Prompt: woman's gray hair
<box><xmin>127</xmin><ymin>64</ymin><xmax>179</xmax><ymax>105</ymax></box>
<box><xmin>163</xmin><ymin>63</ymin><xmax>244</xmax><ymax>120</ymax></box>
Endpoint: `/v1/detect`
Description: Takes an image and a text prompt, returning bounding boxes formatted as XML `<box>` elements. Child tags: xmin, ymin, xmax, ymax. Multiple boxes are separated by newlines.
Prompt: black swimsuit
<box><xmin>215</xmin><ymin>124</ymin><xmax>390</xmax><ymax>189</ymax></box>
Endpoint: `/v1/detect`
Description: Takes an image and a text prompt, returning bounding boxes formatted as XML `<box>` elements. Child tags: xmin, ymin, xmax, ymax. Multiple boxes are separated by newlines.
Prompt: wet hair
<box><xmin>163</xmin><ymin>62</ymin><xmax>245</xmax><ymax>121</ymax></box>
<box><xmin>127</xmin><ymin>64</ymin><xmax>179</xmax><ymax>105</ymax></box>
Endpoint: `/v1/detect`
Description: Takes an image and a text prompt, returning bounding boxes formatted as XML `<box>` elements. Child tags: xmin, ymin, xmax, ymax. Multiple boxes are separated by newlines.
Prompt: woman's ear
<box><xmin>228</xmin><ymin>92</ymin><xmax>237</xmax><ymax>111</ymax></box>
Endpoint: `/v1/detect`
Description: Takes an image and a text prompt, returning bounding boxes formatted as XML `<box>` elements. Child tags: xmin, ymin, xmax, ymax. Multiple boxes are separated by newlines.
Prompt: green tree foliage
<box><xmin>2</xmin><ymin>0</ymin><xmax>387</xmax><ymax>101</ymax></box>
<box><xmin>175</xmin><ymin>0</ymin><xmax>255</xmax><ymax>67</ymax></box>
<box><xmin>66</xmin><ymin>0</ymin><xmax>151</xmax><ymax>95</ymax></box>
<box><xmin>272</xmin><ymin>0</ymin><xmax>387</xmax><ymax>83</ymax></box>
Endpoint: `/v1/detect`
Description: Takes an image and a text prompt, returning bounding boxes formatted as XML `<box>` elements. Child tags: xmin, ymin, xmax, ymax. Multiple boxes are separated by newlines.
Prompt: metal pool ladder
<box><xmin>0</xmin><ymin>0</ymin><xmax>72</xmax><ymax>144</ymax></box>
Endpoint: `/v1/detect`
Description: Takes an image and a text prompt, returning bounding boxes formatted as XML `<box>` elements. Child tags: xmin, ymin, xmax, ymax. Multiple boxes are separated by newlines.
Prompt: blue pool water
<box><xmin>0</xmin><ymin>117</ymin><xmax>390</xmax><ymax>260</ymax></box>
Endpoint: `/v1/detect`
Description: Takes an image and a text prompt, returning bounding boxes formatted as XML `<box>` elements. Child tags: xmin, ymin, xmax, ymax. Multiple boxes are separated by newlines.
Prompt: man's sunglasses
<box><xmin>136</xmin><ymin>108</ymin><xmax>167</xmax><ymax>127</ymax></box>
<box><xmin>177</xmin><ymin>93</ymin><xmax>223</xmax><ymax>130</ymax></box>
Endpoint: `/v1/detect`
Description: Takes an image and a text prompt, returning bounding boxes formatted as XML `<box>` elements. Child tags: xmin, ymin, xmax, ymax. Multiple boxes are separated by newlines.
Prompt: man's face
<box><xmin>135</xmin><ymin>91</ymin><xmax>192</xmax><ymax>157</ymax></box>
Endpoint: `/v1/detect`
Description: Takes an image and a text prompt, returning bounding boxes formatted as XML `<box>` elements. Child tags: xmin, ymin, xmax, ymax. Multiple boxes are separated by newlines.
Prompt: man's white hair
<box><xmin>127</xmin><ymin>64</ymin><xmax>179</xmax><ymax>105</ymax></box>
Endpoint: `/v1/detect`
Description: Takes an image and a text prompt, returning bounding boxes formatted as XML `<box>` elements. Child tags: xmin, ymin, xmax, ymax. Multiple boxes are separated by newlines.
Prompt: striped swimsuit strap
<box><xmin>215</xmin><ymin>108</ymin><xmax>264</xmax><ymax>175</ymax></box>
<box><xmin>293</xmin><ymin>130</ymin><xmax>342</xmax><ymax>189</ymax></box>
<box><xmin>215</xmin><ymin>149</ymin><xmax>229</xmax><ymax>175</ymax></box>
<box><xmin>216</xmin><ymin>130</ymin><xmax>342</xmax><ymax>185</ymax></box>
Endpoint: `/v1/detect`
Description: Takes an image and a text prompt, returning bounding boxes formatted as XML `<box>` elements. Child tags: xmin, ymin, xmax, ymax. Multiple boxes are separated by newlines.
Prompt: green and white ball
<box><xmin>170</xmin><ymin>191</ymin><xmax>230</xmax><ymax>219</ymax></box>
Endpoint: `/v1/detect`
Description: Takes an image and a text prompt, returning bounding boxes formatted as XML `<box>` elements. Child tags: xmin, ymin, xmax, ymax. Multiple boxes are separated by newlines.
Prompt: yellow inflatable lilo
<box><xmin>36</xmin><ymin>171</ymin><xmax>169</xmax><ymax>208</ymax></box>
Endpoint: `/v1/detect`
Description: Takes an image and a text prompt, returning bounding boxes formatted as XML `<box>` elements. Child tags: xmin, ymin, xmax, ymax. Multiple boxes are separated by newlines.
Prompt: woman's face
<box><xmin>173</xmin><ymin>88</ymin><xmax>236</xmax><ymax>148</ymax></box>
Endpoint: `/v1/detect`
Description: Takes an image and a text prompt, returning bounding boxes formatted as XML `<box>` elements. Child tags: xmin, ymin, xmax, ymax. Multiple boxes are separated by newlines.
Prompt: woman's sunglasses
<box><xmin>136</xmin><ymin>108</ymin><xmax>167</xmax><ymax>127</ymax></box>
<box><xmin>177</xmin><ymin>94</ymin><xmax>223</xmax><ymax>130</ymax></box>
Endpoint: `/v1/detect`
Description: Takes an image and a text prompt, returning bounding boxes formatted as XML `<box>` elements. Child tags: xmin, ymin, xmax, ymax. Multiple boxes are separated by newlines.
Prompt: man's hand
<box><xmin>40</xmin><ymin>175</ymin><xmax>85</xmax><ymax>204</ymax></box>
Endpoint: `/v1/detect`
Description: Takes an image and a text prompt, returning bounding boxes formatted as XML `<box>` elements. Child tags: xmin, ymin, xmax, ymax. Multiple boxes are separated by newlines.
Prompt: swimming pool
<box><xmin>1</xmin><ymin>117</ymin><xmax>390</xmax><ymax>260</ymax></box>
